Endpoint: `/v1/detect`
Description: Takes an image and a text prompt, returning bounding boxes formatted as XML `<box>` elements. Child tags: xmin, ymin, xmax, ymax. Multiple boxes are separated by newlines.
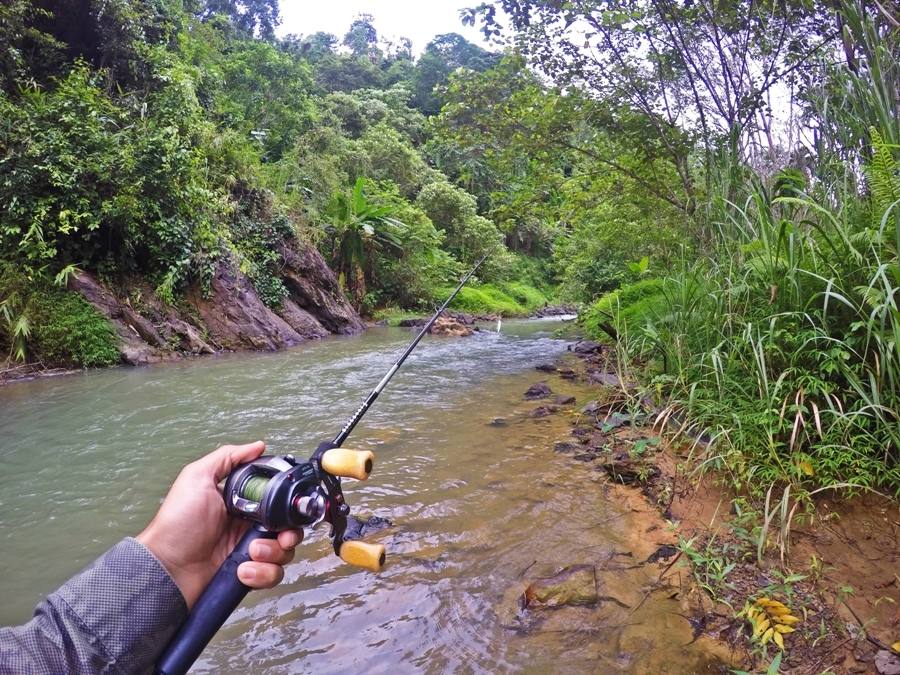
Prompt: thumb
<box><xmin>200</xmin><ymin>441</ymin><xmax>267</xmax><ymax>481</ymax></box>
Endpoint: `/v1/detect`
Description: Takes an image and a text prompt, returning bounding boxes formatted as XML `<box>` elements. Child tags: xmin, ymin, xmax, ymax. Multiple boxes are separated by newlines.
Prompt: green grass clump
<box><xmin>1</xmin><ymin>268</ymin><xmax>119</xmax><ymax>368</ymax></box>
<box><xmin>498</xmin><ymin>282</ymin><xmax>549</xmax><ymax>312</ymax></box>
<box><xmin>582</xmin><ymin>278</ymin><xmax>667</xmax><ymax>339</ymax></box>
<box><xmin>449</xmin><ymin>282</ymin><xmax>547</xmax><ymax>316</ymax></box>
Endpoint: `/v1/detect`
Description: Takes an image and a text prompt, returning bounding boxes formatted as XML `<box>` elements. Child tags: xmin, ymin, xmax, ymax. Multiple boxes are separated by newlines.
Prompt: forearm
<box><xmin>0</xmin><ymin>538</ymin><xmax>187</xmax><ymax>675</ymax></box>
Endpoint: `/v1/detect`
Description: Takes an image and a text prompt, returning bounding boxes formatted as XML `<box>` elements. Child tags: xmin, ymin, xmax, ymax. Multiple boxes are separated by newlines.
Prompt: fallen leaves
<box><xmin>742</xmin><ymin>597</ymin><xmax>801</xmax><ymax>652</ymax></box>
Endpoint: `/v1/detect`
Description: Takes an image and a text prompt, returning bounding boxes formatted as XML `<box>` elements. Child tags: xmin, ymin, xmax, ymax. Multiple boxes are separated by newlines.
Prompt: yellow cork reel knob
<box><xmin>339</xmin><ymin>540</ymin><xmax>386</xmax><ymax>572</ymax></box>
<box><xmin>320</xmin><ymin>448</ymin><xmax>375</xmax><ymax>481</ymax></box>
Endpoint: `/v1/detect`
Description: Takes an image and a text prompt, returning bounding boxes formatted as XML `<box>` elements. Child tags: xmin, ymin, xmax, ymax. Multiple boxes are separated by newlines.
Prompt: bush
<box><xmin>439</xmin><ymin>282</ymin><xmax>545</xmax><ymax>316</ymax></box>
<box><xmin>1</xmin><ymin>267</ymin><xmax>119</xmax><ymax>368</ymax></box>
<box><xmin>582</xmin><ymin>278</ymin><xmax>667</xmax><ymax>340</ymax></box>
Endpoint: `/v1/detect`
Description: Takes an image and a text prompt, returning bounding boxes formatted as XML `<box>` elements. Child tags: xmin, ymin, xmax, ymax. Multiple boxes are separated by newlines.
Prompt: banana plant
<box><xmin>325</xmin><ymin>177</ymin><xmax>405</xmax><ymax>311</ymax></box>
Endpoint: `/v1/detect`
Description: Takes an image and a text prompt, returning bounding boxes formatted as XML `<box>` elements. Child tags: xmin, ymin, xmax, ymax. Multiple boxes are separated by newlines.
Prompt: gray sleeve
<box><xmin>0</xmin><ymin>537</ymin><xmax>188</xmax><ymax>675</ymax></box>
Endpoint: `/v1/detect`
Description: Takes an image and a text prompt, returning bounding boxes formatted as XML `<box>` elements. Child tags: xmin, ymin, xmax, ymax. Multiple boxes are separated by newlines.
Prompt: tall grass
<box><xmin>586</xmin><ymin>2</ymin><xmax>899</xmax><ymax>494</ymax></box>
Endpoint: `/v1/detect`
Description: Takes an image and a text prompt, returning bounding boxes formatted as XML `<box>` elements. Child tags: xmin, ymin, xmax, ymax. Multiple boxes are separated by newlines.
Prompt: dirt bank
<box><xmin>539</xmin><ymin>343</ymin><xmax>900</xmax><ymax>674</ymax></box>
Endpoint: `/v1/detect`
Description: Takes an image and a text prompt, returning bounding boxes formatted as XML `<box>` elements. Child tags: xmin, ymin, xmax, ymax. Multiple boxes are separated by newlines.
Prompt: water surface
<box><xmin>0</xmin><ymin>319</ymin><xmax>727</xmax><ymax>673</ymax></box>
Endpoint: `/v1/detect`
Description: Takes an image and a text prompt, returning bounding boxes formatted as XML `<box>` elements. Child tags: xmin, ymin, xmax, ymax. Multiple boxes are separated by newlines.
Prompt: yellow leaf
<box><xmin>754</xmin><ymin>618</ymin><xmax>771</xmax><ymax>638</ymax></box>
<box><xmin>892</xmin><ymin>641</ymin><xmax>900</xmax><ymax>654</ymax></box>
<box><xmin>767</xmin><ymin>600</ymin><xmax>787</xmax><ymax>610</ymax></box>
<box><xmin>775</xmin><ymin>624</ymin><xmax>795</xmax><ymax>634</ymax></box>
<box><xmin>773</xmin><ymin>631</ymin><xmax>785</xmax><ymax>650</ymax></box>
<box><xmin>773</xmin><ymin>614</ymin><xmax>800</xmax><ymax>625</ymax></box>
<box><xmin>762</xmin><ymin>627</ymin><xmax>775</xmax><ymax>645</ymax></box>
<box><xmin>799</xmin><ymin>460</ymin><xmax>815</xmax><ymax>476</ymax></box>
<box><xmin>768</xmin><ymin>606</ymin><xmax>792</xmax><ymax>616</ymax></box>
<box><xmin>755</xmin><ymin>598</ymin><xmax>773</xmax><ymax>607</ymax></box>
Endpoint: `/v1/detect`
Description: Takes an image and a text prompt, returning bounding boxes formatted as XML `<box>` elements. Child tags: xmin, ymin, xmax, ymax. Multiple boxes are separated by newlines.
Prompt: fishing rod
<box><xmin>156</xmin><ymin>251</ymin><xmax>492</xmax><ymax>675</ymax></box>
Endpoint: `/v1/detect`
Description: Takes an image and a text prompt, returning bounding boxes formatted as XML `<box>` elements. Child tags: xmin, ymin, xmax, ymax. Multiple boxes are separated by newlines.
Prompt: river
<box><xmin>0</xmin><ymin>318</ymin><xmax>729</xmax><ymax>673</ymax></box>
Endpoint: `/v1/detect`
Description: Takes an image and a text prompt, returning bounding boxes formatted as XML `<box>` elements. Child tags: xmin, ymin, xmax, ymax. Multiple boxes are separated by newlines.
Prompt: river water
<box><xmin>0</xmin><ymin>319</ymin><xmax>729</xmax><ymax>673</ymax></box>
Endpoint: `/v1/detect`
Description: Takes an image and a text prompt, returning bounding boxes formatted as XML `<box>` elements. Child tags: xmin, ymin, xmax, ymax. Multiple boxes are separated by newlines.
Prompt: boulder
<box><xmin>557</xmin><ymin>368</ymin><xmax>577</xmax><ymax>380</ymax></box>
<box><xmin>523</xmin><ymin>565</ymin><xmax>598</xmax><ymax>608</ymax></box>
<box><xmin>524</xmin><ymin>382</ymin><xmax>552</xmax><ymax>400</ymax></box>
<box><xmin>344</xmin><ymin>515</ymin><xmax>393</xmax><ymax>541</ymax></box>
<box><xmin>529</xmin><ymin>405</ymin><xmax>559</xmax><ymax>418</ymax></box>
<box><xmin>428</xmin><ymin>316</ymin><xmax>474</xmax><ymax>337</ymax></box>
<box><xmin>554</xmin><ymin>394</ymin><xmax>576</xmax><ymax>405</ymax></box>
<box><xmin>569</xmin><ymin>340</ymin><xmax>602</xmax><ymax>354</ymax></box>
<box><xmin>535</xmin><ymin>363</ymin><xmax>557</xmax><ymax>373</ymax></box>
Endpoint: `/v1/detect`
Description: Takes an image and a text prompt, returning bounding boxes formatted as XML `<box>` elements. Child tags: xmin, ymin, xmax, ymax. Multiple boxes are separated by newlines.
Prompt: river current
<box><xmin>0</xmin><ymin>318</ymin><xmax>728</xmax><ymax>673</ymax></box>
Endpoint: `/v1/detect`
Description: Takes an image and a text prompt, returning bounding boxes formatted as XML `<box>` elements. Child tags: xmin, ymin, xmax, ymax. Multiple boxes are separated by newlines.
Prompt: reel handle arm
<box><xmin>156</xmin><ymin>525</ymin><xmax>277</xmax><ymax>675</ymax></box>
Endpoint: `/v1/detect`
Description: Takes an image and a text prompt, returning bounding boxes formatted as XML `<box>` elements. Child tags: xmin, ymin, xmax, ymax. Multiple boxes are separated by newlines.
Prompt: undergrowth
<box><xmin>0</xmin><ymin>267</ymin><xmax>119</xmax><ymax>368</ymax></box>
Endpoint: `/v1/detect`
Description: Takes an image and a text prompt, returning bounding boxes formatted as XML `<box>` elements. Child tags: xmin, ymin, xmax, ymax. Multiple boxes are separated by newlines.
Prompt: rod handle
<box><xmin>156</xmin><ymin>525</ymin><xmax>277</xmax><ymax>675</ymax></box>
<box><xmin>339</xmin><ymin>540</ymin><xmax>386</xmax><ymax>572</ymax></box>
<box><xmin>321</xmin><ymin>448</ymin><xmax>375</xmax><ymax>480</ymax></box>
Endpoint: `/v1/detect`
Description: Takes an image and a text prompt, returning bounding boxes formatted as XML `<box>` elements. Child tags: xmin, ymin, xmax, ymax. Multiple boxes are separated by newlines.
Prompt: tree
<box><xmin>191</xmin><ymin>0</ymin><xmax>280</xmax><ymax>40</ymax></box>
<box><xmin>411</xmin><ymin>33</ymin><xmax>499</xmax><ymax>115</ymax></box>
<box><xmin>464</xmin><ymin>0</ymin><xmax>839</xmax><ymax>211</ymax></box>
<box><xmin>325</xmin><ymin>178</ymin><xmax>405</xmax><ymax>310</ymax></box>
<box><xmin>343</xmin><ymin>14</ymin><xmax>379</xmax><ymax>60</ymax></box>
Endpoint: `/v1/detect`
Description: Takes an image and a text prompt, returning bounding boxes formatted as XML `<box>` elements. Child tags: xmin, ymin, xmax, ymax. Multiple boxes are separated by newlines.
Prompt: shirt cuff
<box><xmin>55</xmin><ymin>537</ymin><xmax>188</xmax><ymax>673</ymax></box>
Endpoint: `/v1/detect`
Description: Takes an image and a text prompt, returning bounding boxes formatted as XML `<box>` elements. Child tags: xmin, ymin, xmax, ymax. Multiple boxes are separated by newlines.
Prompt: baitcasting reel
<box><xmin>222</xmin><ymin>443</ymin><xmax>385</xmax><ymax>571</ymax></box>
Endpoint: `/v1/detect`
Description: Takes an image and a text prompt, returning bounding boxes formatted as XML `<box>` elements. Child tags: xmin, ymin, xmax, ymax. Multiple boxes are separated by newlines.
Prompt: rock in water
<box><xmin>524</xmin><ymin>382</ymin><xmax>552</xmax><ymax>399</ymax></box>
<box><xmin>554</xmin><ymin>394</ymin><xmax>576</xmax><ymax>405</ymax></box>
<box><xmin>523</xmin><ymin>564</ymin><xmax>598</xmax><ymax>608</ymax></box>
<box><xmin>343</xmin><ymin>515</ymin><xmax>393</xmax><ymax>541</ymax></box>
<box><xmin>428</xmin><ymin>316</ymin><xmax>474</xmax><ymax>337</ymax></box>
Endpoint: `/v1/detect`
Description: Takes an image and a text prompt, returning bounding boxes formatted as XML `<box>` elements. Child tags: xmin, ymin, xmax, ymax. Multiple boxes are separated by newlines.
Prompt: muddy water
<box><xmin>0</xmin><ymin>319</ymin><xmax>727</xmax><ymax>673</ymax></box>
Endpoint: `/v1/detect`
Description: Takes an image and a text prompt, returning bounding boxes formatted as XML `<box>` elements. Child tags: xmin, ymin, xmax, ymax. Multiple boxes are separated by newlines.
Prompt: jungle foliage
<box><xmin>464</xmin><ymin>0</ymin><xmax>899</xmax><ymax>494</ymax></box>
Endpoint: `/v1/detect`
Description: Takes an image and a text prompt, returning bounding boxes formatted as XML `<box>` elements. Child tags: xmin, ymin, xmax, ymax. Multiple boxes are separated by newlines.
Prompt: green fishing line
<box><xmin>241</xmin><ymin>476</ymin><xmax>270</xmax><ymax>502</ymax></box>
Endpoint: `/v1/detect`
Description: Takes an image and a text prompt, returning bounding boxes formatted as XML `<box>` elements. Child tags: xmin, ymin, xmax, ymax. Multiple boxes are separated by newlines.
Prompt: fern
<box><xmin>865</xmin><ymin>127</ymin><xmax>899</xmax><ymax>234</ymax></box>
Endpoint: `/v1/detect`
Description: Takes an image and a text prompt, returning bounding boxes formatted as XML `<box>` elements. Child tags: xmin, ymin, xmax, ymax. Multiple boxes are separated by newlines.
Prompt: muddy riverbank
<box><xmin>550</xmin><ymin>342</ymin><xmax>900</xmax><ymax>674</ymax></box>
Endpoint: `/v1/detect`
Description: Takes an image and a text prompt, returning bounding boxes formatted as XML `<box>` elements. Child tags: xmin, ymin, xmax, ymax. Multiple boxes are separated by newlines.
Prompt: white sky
<box><xmin>276</xmin><ymin>0</ymin><xmax>496</xmax><ymax>55</ymax></box>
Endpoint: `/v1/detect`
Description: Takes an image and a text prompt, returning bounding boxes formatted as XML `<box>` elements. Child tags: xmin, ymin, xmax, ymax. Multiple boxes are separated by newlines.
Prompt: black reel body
<box><xmin>223</xmin><ymin>455</ymin><xmax>328</xmax><ymax>532</ymax></box>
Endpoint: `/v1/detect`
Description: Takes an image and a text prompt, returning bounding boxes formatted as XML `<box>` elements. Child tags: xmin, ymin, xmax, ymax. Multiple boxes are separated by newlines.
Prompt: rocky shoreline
<box><xmin>519</xmin><ymin>340</ymin><xmax>900</xmax><ymax>674</ymax></box>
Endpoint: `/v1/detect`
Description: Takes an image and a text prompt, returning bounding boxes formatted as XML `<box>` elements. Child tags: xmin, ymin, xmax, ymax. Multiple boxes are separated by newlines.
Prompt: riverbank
<box><xmin>542</xmin><ymin>342</ymin><xmax>900</xmax><ymax>674</ymax></box>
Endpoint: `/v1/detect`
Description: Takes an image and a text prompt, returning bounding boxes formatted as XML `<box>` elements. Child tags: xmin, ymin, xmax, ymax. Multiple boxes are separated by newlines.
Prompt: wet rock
<box><xmin>489</xmin><ymin>417</ymin><xmax>508</xmax><ymax>427</ymax></box>
<box><xmin>554</xmin><ymin>394</ymin><xmax>576</xmax><ymax>405</ymax></box>
<box><xmin>535</xmin><ymin>363</ymin><xmax>557</xmax><ymax>373</ymax></box>
<box><xmin>344</xmin><ymin>515</ymin><xmax>393</xmax><ymax>541</ymax></box>
<box><xmin>573</xmin><ymin>452</ymin><xmax>599</xmax><ymax>462</ymax></box>
<box><xmin>588</xmin><ymin>371</ymin><xmax>620</xmax><ymax>387</ymax></box>
<box><xmin>524</xmin><ymin>382</ymin><xmax>552</xmax><ymax>400</ymax></box>
<box><xmin>598</xmin><ymin>411</ymin><xmax>633</xmax><ymax>430</ymax></box>
<box><xmin>645</xmin><ymin>544</ymin><xmax>680</xmax><ymax>563</ymax></box>
<box><xmin>278</xmin><ymin>298</ymin><xmax>330</xmax><ymax>339</ymax></box>
<box><xmin>570</xmin><ymin>427</ymin><xmax>592</xmax><ymax>439</ymax></box>
<box><xmin>580</xmin><ymin>401</ymin><xmax>602</xmax><ymax>415</ymax></box>
<box><xmin>530</xmin><ymin>405</ymin><xmax>559</xmax><ymax>418</ymax></box>
<box><xmin>875</xmin><ymin>650</ymin><xmax>900</xmax><ymax>675</ymax></box>
<box><xmin>597</xmin><ymin>459</ymin><xmax>659</xmax><ymax>484</ymax></box>
<box><xmin>523</xmin><ymin>565</ymin><xmax>598</xmax><ymax>608</ymax></box>
<box><xmin>557</xmin><ymin>368</ymin><xmax>577</xmax><ymax>380</ymax></box>
<box><xmin>428</xmin><ymin>316</ymin><xmax>474</xmax><ymax>337</ymax></box>
<box><xmin>553</xmin><ymin>442</ymin><xmax>579</xmax><ymax>454</ymax></box>
<box><xmin>569</xmin><ymin>340</ymin><xmax>602</xmax><ymax>354</ymax></box>
<box><xmin>278</xmin><ymin>239</ymin><xmax>366</xmax><ymax>335</ymax></box>
<box><xmin>186</xmin><ymin>262</ymin><xmax>304</xmax><ymax>351</ymax></box>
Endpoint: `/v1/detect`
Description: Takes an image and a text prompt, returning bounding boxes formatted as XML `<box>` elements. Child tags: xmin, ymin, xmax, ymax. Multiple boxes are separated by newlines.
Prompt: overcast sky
<box><xmin>276</xmin><ymin>0</ymin><xmax>496</xmax><ymax>55</ymax></box>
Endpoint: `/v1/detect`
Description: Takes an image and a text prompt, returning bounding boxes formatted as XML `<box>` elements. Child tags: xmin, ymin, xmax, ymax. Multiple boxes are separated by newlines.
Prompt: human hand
<box><xmin>136</xmin><ymin>441</ymin><xmax>303</xmax><ymax>608</ymax></box>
